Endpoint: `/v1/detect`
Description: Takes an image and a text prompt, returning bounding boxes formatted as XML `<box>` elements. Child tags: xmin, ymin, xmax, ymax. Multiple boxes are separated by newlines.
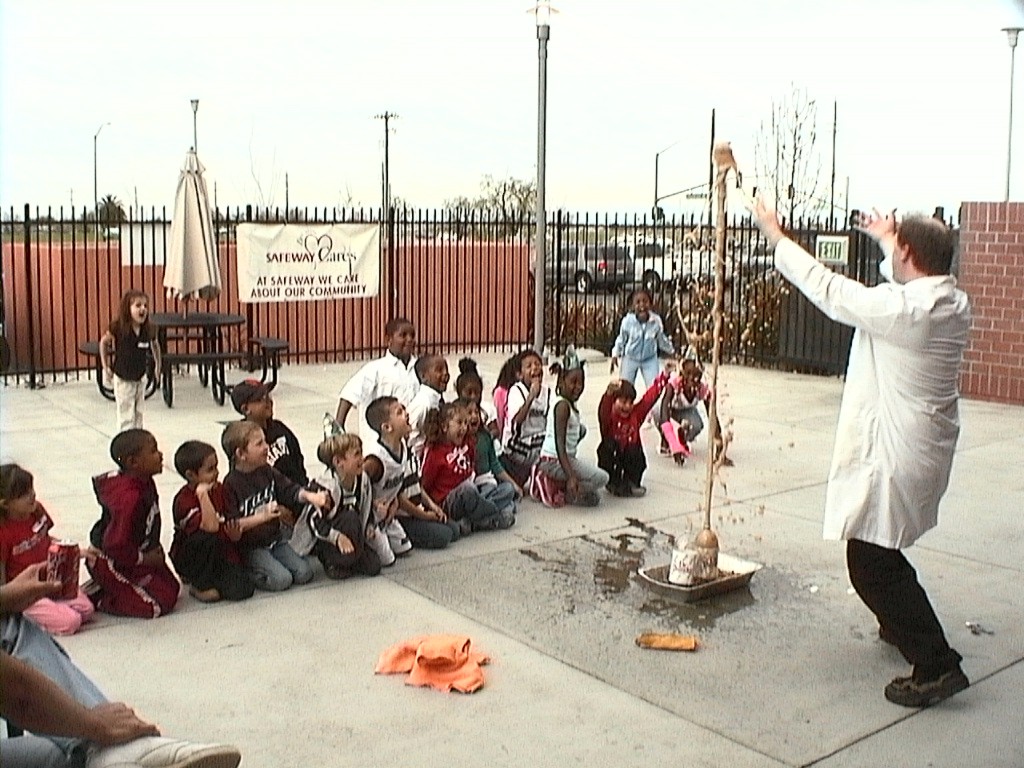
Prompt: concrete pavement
<box><xmin>1</xmin><ymin>353</ymin><xmax>1021</xmax><ymax>767</ymax></box>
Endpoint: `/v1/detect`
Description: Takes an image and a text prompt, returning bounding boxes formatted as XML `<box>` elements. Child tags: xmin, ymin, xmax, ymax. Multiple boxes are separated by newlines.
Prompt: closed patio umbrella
<box><xmin>164</xmin><ymin>149</ymin><xmax>220</xmax><ymax>302</ymax></box>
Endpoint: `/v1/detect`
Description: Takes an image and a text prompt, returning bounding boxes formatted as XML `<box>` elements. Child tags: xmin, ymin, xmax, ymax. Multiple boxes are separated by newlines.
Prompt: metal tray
<box><xmin>637</xmin><ymin>553</ymin><xmax>762</xmax><ymax>603</ymax></box>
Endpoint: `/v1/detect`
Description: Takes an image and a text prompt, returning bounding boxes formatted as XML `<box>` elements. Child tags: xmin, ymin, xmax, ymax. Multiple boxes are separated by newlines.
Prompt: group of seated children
<box><xmin>0</xmin><ymin>314</ymin><xmax>723</xmax><ymax>629</ymax></box>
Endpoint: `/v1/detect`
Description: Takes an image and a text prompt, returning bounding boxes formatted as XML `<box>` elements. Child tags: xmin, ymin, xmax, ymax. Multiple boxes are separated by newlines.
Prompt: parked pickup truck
<box><xmin>630</xmin><ymin>242</ymin><xmax>679</xmax><ymax>292</ymax></box>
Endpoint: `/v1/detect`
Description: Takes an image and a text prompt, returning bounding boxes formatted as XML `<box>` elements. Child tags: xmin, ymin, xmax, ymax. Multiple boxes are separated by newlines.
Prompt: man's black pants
<box><xmin>846</xmin><ymin>538</ymin><xmax>961</xmax><ymax>681</ymax></box>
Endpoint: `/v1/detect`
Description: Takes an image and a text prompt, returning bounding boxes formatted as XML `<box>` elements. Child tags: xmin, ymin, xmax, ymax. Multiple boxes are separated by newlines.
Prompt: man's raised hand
<box><xmin>853</xmin><ymin>208</ymin><xmax>897</xmax><ymax>243</ymax></box>
<box><xmin>747</xmin><ymin>194</ymin><xmax>785</xmax><ymax>248</ymax></box>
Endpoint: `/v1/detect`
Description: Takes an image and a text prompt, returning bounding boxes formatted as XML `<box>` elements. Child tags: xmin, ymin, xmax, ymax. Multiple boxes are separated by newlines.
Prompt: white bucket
<box><xmin>668</xmin><ymin>547</ymin><xmax>698</xmax><ymax>586</ymax></box>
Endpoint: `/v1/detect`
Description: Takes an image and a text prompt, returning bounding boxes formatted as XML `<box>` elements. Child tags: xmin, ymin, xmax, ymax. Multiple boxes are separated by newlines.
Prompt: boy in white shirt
<box><xmin>334</xmin><ymin>318</ymin><xmax>419</xmax><ymax>439</ymax></box>
<box><xmin>407</xmin><ymin>354</ymin><xmax>449</xmax><ymax>460</ymax></box>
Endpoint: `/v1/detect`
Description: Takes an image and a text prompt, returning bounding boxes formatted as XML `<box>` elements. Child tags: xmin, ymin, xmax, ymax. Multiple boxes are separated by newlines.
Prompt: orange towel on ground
<box><xmin>375</xmin><ymin>634</ymin><xmax>490</xmax><ymax>693</ymax></box>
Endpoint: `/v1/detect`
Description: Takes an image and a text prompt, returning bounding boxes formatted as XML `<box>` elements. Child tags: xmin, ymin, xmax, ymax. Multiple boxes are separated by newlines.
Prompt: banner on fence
<box><xmin>236</xmin><ymin>223</ymin><xmax>380</xmax><ymax>303</ymax></box>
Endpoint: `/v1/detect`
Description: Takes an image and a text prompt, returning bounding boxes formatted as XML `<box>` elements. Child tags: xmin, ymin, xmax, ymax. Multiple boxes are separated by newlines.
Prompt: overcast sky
<box><xmin>2</xmin><ymin>0</ymin><xmax>1023</xmax><ymax>219</ymax></box>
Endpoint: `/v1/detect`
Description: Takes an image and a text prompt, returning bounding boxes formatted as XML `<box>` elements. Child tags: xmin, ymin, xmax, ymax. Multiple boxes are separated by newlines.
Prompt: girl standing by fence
<box><xmin>100</xmin><ymin>290</ymin><xmax>160</xmax><ymax>432</ymax></box>
<box><xmin>610</xmin><ymin>288</ymin><xmax>674</xmax><ymax>394</ymax></box>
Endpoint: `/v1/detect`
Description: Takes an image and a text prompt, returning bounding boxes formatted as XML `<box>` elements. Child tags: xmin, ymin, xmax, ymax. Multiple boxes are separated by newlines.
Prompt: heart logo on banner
<box><xmin>303</xmin><ymin>234</ymin><xmax>333</xmax><ymax>260</ymax></box>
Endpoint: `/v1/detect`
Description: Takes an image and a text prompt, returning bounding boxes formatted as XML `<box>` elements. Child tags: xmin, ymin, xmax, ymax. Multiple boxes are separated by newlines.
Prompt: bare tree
<box><xmin>444</xmin><ymin>174</ymin><xmax>536</xmax><ymax>239</ymax></box>
<box><xmin>754</xmin><ymin>85</ymin><xmax>826</xmax><ymax>224</ymax></box>
<box><xmin>248</xmin><ymin>134</ymin><xmax>280</xmax><ymax>213</ymax></box>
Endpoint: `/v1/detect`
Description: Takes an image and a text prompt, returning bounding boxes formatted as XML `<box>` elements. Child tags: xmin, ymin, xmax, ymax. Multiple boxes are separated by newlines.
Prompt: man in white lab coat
<box><xmin>751</xmin><ymin>200</ymin><xmax>971</xmax><ymax>708</ymax></box>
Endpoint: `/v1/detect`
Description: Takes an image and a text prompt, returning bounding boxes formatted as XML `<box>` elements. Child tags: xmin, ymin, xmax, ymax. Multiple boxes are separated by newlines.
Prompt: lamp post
<box><xmin>191</xmin><ymin>99</ymin><xmax>199</xmax><ymax>153</ymax></box>
<box><xmin>653</xmin><ymin>140</ymin><xmax>679</xmax><ymax>220</ymax></box>
<box><xmin>93</xmin><ymin>122</ymin><xmax>109</xmax><ymax>227</ymax></box>
<box><xmin>1003</xmin><ymin>28</ymin><xmax>1022</xmax><ymax>201</ymax></box>
<box><xmin>533</xmin><ymin>1</ymin><xmax>553</xmax><ymax>356</ymax></box>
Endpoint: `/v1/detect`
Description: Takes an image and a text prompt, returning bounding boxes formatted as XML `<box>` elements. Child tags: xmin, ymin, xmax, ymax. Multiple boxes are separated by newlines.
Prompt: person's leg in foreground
<box><xmin>1</xmin><ymin>614</ymin><xmax>241</xmax><ymax>767</ymax></box>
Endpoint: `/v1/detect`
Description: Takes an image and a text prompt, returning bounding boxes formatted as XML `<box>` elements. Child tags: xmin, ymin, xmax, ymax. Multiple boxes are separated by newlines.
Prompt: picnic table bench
<box><xmin>247</xmin><ymin>336</ymin><xmax>289</xmax><ymax>391</ymax></box>
<box><xmin>77</xmin><ymin>341</ymin><xmax>158</xmax><ymax>401</ymax></box>
<box><xmin>81</xmin><ymin>315</ymin><xmax>288</xmax><ymax>408</ymax></box>
<box><xmin>160</xmin><ymin>350</ymin><xmax>248</xmax><ymax>407</ymax></box>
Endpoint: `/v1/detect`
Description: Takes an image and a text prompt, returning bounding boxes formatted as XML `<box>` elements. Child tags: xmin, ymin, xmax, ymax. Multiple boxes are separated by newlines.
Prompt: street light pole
<box><xmin>191</xmin><ymin>99</ymin><xmax>199</xmax><ymax>153</ymax></box>
<box><xmin>653</xmin><ymin>140</ymin><xmax>679</xmax><ymax>220</ymax></box>
<box><xmin>1003</xmin><ymin>28</ymin><xmax>1022</xmax><ymax>201</ymax></box>
<box><xmin>533</xmin><ymin>1</ymin><xmax>552</xmax><ymax>356</ymax></box>
<box><xmin>93</xmin><ymin>122</ymin><xmax>109</xmax><ymax>226</ymax></box>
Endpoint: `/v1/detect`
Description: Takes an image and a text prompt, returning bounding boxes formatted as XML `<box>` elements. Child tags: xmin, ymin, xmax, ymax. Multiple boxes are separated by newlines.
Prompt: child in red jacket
<box><xmin>420</xmin><ymin>402</ymin><xmax>513</xmax><ymax>533</ymax></box>
<box><xmin>87</xmin><ymin>429</ymin><xmax>180</xmax><ymax>618</ymax></box>
<box><xmin>597</xmin><ymin>370</ymin><xmax>669</xmax><ymax>497</ymax></box>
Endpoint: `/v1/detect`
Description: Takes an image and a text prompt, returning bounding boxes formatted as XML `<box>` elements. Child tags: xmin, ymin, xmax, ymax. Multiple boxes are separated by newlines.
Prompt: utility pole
<box><xmin>706</xmin><ymin>109</ymin><xmax>715</xmax><ymax>238</ymax></box>
<box><xmin>830</xmin><ymin>101</ymin><xmax>837</xmax><ymax>228</ymax></box>
<box><xmin>93</xmin><ymin>122</ymin><xmax>110</xmax><ymax>226</ymax></box>
<box><xmin>375</xmin><ymin>111</ymin><xmax>399</xmax><ymax>215</ymax></box>
<box><xmin>375</xmin><ymin>111</ymin><xmax>399</xmax><ymax>320</ymax></box>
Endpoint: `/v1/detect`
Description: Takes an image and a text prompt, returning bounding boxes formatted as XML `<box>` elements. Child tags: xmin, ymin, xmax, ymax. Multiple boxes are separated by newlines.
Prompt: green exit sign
<box><xmin>815</xmin><ymin>235</ymin><xmax>848</xmax><ymax>266</ymax></box>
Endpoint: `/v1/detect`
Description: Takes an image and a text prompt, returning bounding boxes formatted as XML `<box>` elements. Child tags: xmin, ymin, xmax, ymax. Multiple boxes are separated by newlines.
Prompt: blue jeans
<box><xmin>1</xmin><ymin>614</ymin><xmax>106</xmax><ymax>766</ymax></box>
<box><xmin>443</xmin><ymin>480</ymin><xmax>511</xmax><ymax>530</ymax></box>
<box><xmin>479</xmin><ymin>480</ymin><xmax>517</xmax><ymax>516</ymax></box>
<box><xmin>619</xmin><ymin>356</ymin><xmax>662</xmax><ymax>393</ymax></box>
<box><xmin>247</xmin><ymin>541</ymin><xmax>314</xmax><ymax>592</ymax></box>
<box><xmin>401</xmin><ymin>517</ymin><xmax>460</xmax><ymax>549</ymax></box>
<box><xmin>538</xmin><ymin>456</ymin><xmax>610</xmax><ymax>505</ymax></box>
<box><xmin>670</xmin><ymin>406</ymin><xmax>704</xmax><ymax>442</ymax></box>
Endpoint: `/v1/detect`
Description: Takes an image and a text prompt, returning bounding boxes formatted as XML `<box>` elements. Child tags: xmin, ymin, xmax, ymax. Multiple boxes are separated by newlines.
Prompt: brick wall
<box><xmin>957</xmin><ymin>202</ymin><xmax>1024</xmax><ymax>405</ymax></box>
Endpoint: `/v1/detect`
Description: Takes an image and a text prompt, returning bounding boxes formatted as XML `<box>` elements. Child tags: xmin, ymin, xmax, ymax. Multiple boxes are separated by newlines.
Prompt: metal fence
<box><xmin>542</xmin><ymin>210</ymin><xmax>882</xmax><ymax>376</ymax></box>
<box><xmin>0</xmin><ymin>203</ymin><xmax>883</xmax><ymax>387</ymax></box>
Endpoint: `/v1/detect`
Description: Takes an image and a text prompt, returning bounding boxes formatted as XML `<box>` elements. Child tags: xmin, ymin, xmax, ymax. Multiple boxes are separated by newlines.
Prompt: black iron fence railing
<box><xmin>1</xmin><ymin>204</ymin><xmax>891</xmax><ymax>387</ymax></box>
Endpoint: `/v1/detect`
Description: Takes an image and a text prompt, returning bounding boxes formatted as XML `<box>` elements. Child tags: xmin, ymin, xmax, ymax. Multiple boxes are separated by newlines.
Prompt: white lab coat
<box><xmin>774</xmin><ymin>238</ymin><xmax>971</xmax><ymax>548</ymax></box>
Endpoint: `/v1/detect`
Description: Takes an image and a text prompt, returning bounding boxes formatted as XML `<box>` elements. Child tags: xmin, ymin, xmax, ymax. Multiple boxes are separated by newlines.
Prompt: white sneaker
<box><xmin>87</xmin><ymin>737</ymin><xmax>240</xmax><ymax>768</ymax></box>
<box><xmin>384</xmin><ymin>518</ymin><xmax>413</xmax><ymax>556</ymax></box>
<box><xmin>366</xmin><ymin>525</ymin><xmax>396</xmax><ymax>567</ymax></box>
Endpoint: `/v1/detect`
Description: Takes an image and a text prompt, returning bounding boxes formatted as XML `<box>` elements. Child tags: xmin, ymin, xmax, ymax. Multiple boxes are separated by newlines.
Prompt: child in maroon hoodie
<box><xmin>87</xmin><ymin>429</ymin><xmax>180</xmax><ymax>618</ymax></box>
<box><xmin>596</xmin><ymin>370</ymin><xmax>669</xmax><ymax>497</ymax></box>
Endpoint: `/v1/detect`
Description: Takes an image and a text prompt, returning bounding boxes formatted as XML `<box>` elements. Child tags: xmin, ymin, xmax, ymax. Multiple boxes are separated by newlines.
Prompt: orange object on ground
<box><xmin>635</xmin><ymin>632</ymin><xmax>699</xmax><ymax>651</ymax></box>
<box><xmin>375</xmin><ymin>634</ymin><xmax>490</xmax><ymax>693</ymax></box>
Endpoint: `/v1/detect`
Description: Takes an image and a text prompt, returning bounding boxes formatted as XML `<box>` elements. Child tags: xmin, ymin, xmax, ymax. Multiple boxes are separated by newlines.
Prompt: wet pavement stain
<box><xmin>624</xmin><ymin>516</ymin><xmax>680</xmax><ymax>549</ymax></box>
<box><xmin>519</xmin><ymin>548</ymin><xmax>544</xmax><ymax>562</ymax></box>
<box><xmin>518</xmin><ymin>547</ymin><xmax>575</xmax><ymax>577</ymax></box>
<box><xmin>638</xmin><ymin>589</ymin><xmax>757</xmax><ymax>629</ymax></box>
<box><xmin>515</xmin><ymin>521</ymin><xmax>762</xmax><ymax>630</ymax></box>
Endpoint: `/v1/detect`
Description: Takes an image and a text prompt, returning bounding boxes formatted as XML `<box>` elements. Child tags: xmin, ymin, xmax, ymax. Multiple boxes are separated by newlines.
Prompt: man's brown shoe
<box><xmin>884</xmin><ymin>668</ymin><xmax>969</xmax><ymax>707</ymax></box>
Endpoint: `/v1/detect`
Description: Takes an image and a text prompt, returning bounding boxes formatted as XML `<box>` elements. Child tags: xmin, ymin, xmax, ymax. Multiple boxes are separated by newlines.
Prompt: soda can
<box><xmin>46</xmin><ymin>540</ymin><xmax>80</xmax><ymax>600</ymax></box>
